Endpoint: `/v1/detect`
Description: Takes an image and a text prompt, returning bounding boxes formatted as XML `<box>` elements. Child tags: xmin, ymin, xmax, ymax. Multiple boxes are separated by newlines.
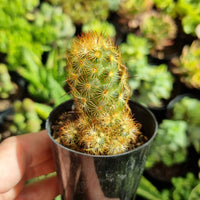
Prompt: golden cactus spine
<box><xmin>54</xmin><ymin>32</ymin><xmax>141</xmax><ymax>155</ymax></box>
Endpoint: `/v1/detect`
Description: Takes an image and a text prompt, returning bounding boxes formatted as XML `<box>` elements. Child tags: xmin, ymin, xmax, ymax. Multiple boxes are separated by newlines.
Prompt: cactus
<box><xmin>53</xmin><ymin>32</ymin><xmax>143</xmax><ymax>155</ymax></box>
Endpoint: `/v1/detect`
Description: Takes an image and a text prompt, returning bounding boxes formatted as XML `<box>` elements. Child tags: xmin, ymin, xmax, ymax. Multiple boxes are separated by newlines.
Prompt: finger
<box><xmin>18</xmin><ymin>130</ymin><xmax>53</xmax><ymax>167</ymax></box>
<box><xmin>0</xmin><ymin>176</ymin><xmax>26</xmax><ymax>200</ymax></box>
<box><xmin>15</xmin><ymin>175</ymin><xmax>59</xmax><ymax>200</ymax></box>
<box><xmin>0</xmin><ymin>159</ymin><xmax>56</xmax><ymax>200</ymax></box>
<box><xmin>0</xmin><ymin>136</ymin><xmax>26</xmax><ymax>193</ymax></box>
<box><xmin>26</xmin><ymin>157</ymin><xmax>56</xmax><ymax>180</ymax></box>
<box><xmin>0</xmin><ymin>130</ymin><xmax>53</xmax><ymax>193</ymax></box>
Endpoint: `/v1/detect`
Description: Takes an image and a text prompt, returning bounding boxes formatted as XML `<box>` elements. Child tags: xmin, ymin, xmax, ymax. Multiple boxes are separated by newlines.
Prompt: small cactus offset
<box><xmin>53</xmin><ymin>32</ymin><xmax>143</xmax><ymax>155</ymax></box>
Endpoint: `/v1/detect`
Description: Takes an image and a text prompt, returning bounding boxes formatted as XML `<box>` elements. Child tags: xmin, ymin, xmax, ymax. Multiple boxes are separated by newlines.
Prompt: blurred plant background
<box><xmin>0</xmin><ymin>0</ymin><xmax>199</xmax><ymax>199</ymax></box>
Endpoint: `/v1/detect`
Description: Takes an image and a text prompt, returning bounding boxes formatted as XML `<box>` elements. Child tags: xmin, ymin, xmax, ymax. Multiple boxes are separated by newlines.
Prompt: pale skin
<box><xmin>0</xmin><ymin>130</ymin><xmax>119</xmax><ymax>200</ymax></box>
<box><xmin>0</xmin><ymin>130</ymin><xmax>59</xmax><ymax>200</ymax></box>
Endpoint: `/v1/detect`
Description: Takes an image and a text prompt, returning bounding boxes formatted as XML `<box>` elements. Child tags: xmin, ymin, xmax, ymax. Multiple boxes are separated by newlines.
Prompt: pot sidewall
<box><xmin>46</xmin><ymin>100</ymin><xmax>157</xmax><ymax>200</ymax></box>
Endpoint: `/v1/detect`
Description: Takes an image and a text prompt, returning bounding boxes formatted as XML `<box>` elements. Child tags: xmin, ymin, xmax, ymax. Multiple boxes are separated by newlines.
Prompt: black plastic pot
<box><xmin>166</xmin><ymin>93</ymin><xmax>200</xmax><ymax>118</ymax></box>
<box><xmin>0</xmin><ymin>107</ymin><xmax>14</xmax><ymax>125</ymax></box>
<box><xmin>149</xmin><ymin>105</ymin><xmax>167</xmax><ymax>124</ymax></box>
<box><xmin>46</xmin><ymin>100</ymin><xmax>157</xmax><ymax>200</ymax></box>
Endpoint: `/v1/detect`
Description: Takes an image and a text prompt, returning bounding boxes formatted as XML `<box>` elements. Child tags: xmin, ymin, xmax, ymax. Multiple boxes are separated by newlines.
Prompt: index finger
<box><xmin>18</xmin><ymin>130</ymin><xmax>53</xmax><ymax>167</ymax></box>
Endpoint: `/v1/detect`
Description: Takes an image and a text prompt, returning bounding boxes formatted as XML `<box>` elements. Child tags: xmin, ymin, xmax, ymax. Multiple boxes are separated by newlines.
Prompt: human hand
<box><xmin>0</xmin><ymin>130</ymin><xmax>59</xmax><ymax>200</ymax></box>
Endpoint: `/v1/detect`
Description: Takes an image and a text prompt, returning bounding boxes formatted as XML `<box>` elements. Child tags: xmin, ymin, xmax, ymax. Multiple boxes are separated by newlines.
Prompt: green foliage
<box><xmin>120</xmin><ymin>34</ymin><xmax>174</xmax><ymax>107</ymax></box>
<box><xmin>189</xmin><ymin>183</ymin><xmax>200</xmax><ymax>200</ymax></box>
<box><xmin>119</xmin><ymin>0</ymin><xmax>153</xmax><ymax>16</ymax></box>
<box><xmin>171</xmin><ymin>40</ymin><xmax>200</xmax><ymax>89</ymax></box>
<box><xmin>153</xmin><ymin>0</ymin><xmax>176</xmax><ymax>16</ymax></box>
<box><xmin>33</xmin><ymin>2</ymin><xmax>76</xmax><ymax>49</ymax></box>
<box><xmin>120</xmin><ymin>33</ymin><xmax>151</xmax><ymax>65</ymax></box>
<box><xmin>0</xmin><ymin>6</ymin><xmax>41</xmax><ymax>69</ymax></box>
<box><xmin>172</xmin><ymin>96</ymin><xmax>200</xmax><ymax>153</ymax></box>
<box><xmin>175</xmin><ymin>0</ymin><xmax>200</xmax><ymax>17</ymax></box>
<box><xmin>137</xmin><ymin>176</ymin><xmax>166</xmax><ymax>200</ymax></box>
<box><xmin>53</xmin><ymin>32</ymin><xmax>142</xmax><ymax>155</ymax></box>
<box><xmin>0</xmin><ymin>0</ymin><xmax>39</xmax><ymax>17</ymax></box>
<box><xmin>9</xmin><ymin>98</ymin><xmax>42</xmax><ymax>135</ymax></box>
<box><xmin>153</xmin><ymin>0</ymin><xmax>200</xmax><ymax>37</ymax></box>
<box><xmin>18</xmin><ymin>48</ymin><xmax>71</xmax><ymax>105</ymax></box>
<box><xmin>131</xmin><ymin>64</ymin><xmax>174</xmax><ymax>107</ymax></box>
<box><xmin>0</xmin><ymin>64</ymin><xmax>16</xmax><ymax>99</ymax></box>
<box><xmin>34</xmin><ymin>102</ymin><xmax>53</xmax><ymax>120</ymax></box>
<box><xmin>138</xmin><ymin>173</ymin><xmax>200</xmax><ymax>200</ymax></box>
<box><xmin>0</xmin><ymin>0</ymin><xmax>75</xmax><ymax>70</ymax></box>
<box><xmin>182</xmin><ymin>15</ymin><xmax>200</xmax><ymax>37</ymax></box>
<box><xmin>1</xmin><ymin>0</ymin><xmax>74</xmax><ymax>105</ymax></box>
<box><xmin>0</xmin><ymin>0</ymin><xmax>33</xmax><ymax>66</ymax></box>
<box><xmin>48</xmin><ymin>0</ymin><xmax>109</xmax><ymax>24</ymax></box>
<box><xmin>105</xmin><ymin>0</ymin><xmax>121</xmax><ymax>11</ymax></box>
<box><xmin>82</xmin><ymin>19</ymin><xmax>116</xmax><ymax>38</ymax></box>
<box><xmin>170</xmin><ymin>173</ymin><xmax>199</xmax><ymax>200</ymax></box>
<box><xmin>146</xmin><ymin>119</ymin><xmax>188</xmax><ymax>168</ymax></box>
<box><xmin>175</xmin><ymin>0</ymin><xmax>200</xmax><ymax>37</ymax></box>
<box><xmin>140</xmin><ymin>11</ymin><xmax>177</xmax><ymax>56</ymax></box>
<box><xmin>54</xmin><ymin>195</ymin><xmax>62</xmax><ymax>200</ymax></box>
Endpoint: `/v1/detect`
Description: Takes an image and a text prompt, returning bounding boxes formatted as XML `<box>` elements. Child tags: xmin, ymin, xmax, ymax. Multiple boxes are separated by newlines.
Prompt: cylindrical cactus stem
<box><xmin>66</xmin><ymin>32</ymin><xmax>131</xmax><ymax>118</ymax></box>
<box><xmin>54</xmin><ymin>32</ymin><xmax>143</xmax><ymax>155</ymax></box>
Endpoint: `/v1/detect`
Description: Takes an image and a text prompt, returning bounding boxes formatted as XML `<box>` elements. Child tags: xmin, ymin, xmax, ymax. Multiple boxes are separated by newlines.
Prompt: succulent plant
<box><xmin>9</xmin><ymin>98</ymin><xmax>42</xmax><ymax>135</ymax></box>
<box><xmin>105</xmin><ymin>0</ymin><xmax>121</xmax><ymax>11</ymax></box>
<box><xmin>120</xmin><ymin>33</ymin><xmax>151</xmax><ymax>65</ymax></box>
<box><xmin>172</xmin><ymin>96</ymin><xmax>200</xmax><ymax>153</ymax></box>
<box><xmin>53</xmin><ymin>32</ymin><xmax>143</xmax><ymax>155</ymax></box>
<box><xmin>146</xmin><ymin>119</ymin><xmax>188</xmax><ymax>168</ymax></box>
<box><xmin>18</xmin><ymin>48</ymin><xmax>71</xmax><ymax>105</ymax></box>
<box><xmin>170</xmin><ymin>173</ymin><xmax>200</xmax><ymax>200</ymax></box>
<box><xmin>175</xmin><ymin>0</ymin><xmax>200</xmax><ymax>37</ymax></box>
<box><xmin>118</xmin><ymin>0</ymin><xmax>154</xmax><ymax>29</ymax></box>
<box><xmin>171</xmin><ymin>40</ymin><xmax>200</xmax><ymax>89</ymax></box>
<box><xmin>138</xmin><ymin>172</ymin><xmax>200</xmax><ymax>200</ymax></box>
<box><xmin>0</xmin><ymin>0</ymin><xmax>75</xmax><ymax>71</ymax></box>
<box><xmin>82</xmin><ymin>19</ymin><xmax>116</xmax><ymax>38</ymax></box>
<box><xmin>120</xmin><ymin>34</ymin><xmax>174</xmax><ymax>107</ymax></box>
<box><xmin>0</xmin><ymin>64</ymin><xmax>16</xmax><ymax>99</ymax></box>
<box><xmin>153</xmin><ymin>0</ymin><xmax>176</xmax><ymax>17</ymax></box>
<box><xmin>33</xmin><ymin>2</ymin><xmax>76</xmax><ymax>49</ymax></box>
<box><xmin>119</xmin><ymin>0</ymin><xmax>153</xmax><ymax>16</ymax></box>
<box><xmin>140</xmin><ymin>11</ymin><xmax>177</xmax><ymax>59</ymax></box>
<box><xmin>130</xmin><ymin>63</ymin><xmax>174</xmax><ymax>108</ymax></box>
<box><xmin>48</xmin><ymin>0</ymin><xmax>109</xmax><ymax>24</ymax></box>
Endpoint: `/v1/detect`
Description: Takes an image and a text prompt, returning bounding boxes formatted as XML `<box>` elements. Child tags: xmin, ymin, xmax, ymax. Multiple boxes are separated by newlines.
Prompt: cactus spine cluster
<box><xmin>53</xmin><ymin>32</ymin><xmax>142</xmax><ymax>155</ymax></box>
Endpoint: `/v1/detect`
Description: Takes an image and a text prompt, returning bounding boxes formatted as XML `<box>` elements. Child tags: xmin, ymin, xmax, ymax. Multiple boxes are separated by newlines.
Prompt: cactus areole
<box><xmin>52</xmin><ymin>32</ymin><xmax>147</xmax><ymax>155</ymax></box>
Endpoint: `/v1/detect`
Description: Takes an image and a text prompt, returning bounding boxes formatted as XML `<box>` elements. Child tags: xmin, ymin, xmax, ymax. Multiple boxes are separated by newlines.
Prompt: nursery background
<box><xmin>0</xmin><ymin>0</ymin><xmax>199</xmax><ymax>199</ymax></box>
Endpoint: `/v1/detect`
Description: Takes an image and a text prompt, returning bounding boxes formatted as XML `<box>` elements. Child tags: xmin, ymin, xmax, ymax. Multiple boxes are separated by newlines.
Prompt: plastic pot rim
<box><xmin>46</xmin><ymin>99</ymin><xmax>158</xmax><ymax>158</ymax></box>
